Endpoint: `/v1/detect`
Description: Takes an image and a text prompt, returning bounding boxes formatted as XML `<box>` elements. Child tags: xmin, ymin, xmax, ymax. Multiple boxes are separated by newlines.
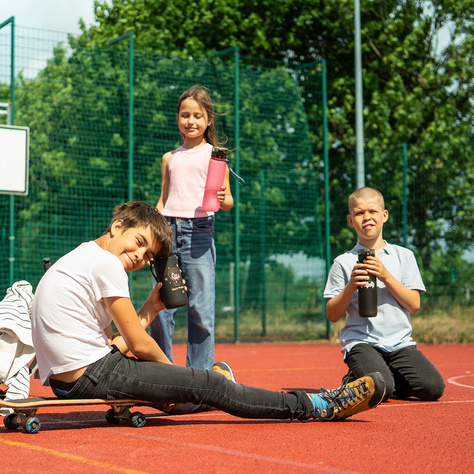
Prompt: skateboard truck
<box><xmin>1</xmin><ymin>398</ymin><xmax>152</xmax><ymax>433</ymax></box>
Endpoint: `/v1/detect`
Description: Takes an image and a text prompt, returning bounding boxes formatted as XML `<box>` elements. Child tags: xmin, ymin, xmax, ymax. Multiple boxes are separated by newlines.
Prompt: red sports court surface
<box><xmin>1</xmin><ymin>343</ymin><xmax>473</xmax><ymax>473</ymax></box>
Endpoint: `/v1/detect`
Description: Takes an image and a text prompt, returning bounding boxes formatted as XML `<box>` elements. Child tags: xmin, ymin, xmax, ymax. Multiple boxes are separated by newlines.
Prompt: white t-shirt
<box><xmin>324</xmin><ymin>242</ymin><xmax>425</xmax><ymax>357</ymax></box>
<box><xmin>31</xmin><ymin>241</ymin><xmax>130</xmax><ymax>383</ymax></box>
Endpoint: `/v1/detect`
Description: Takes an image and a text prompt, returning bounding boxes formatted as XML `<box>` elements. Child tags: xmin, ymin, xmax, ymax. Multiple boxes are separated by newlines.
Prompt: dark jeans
<box><xmin>51</xmin><ymin>347</ymin><xmax>313</xmax><ymax>420</ymax></box>
<box><xmin>345</xmin><ymin>343</ymin><xmax>445</xmax><ymax>401</ymax></box>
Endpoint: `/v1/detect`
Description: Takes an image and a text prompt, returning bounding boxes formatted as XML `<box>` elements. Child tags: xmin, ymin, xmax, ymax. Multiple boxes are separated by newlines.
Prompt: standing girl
<box><xmin>151</xmin><ymin>85</ymin><xmax>233</xmax><ymax>370</ymax></box>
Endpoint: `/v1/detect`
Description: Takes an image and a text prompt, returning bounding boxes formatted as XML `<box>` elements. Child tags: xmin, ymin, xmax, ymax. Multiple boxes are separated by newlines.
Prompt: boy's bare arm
<box><xmin>326</xmin><ymin>286</ymin><xmax>355</xmax><ymax>322</ymax></box>
<box><xmin>326</xmin><ymin>265</ymin><xmax>362</xmax><ymax>322</ymax></box>
<box><xmin>136</xmin><ymin>282</ymin><xmax>166</xmax><ymax>329</ymax></box>
<box><xmin>104</xmin><ymin>295</ymin><xmax>171</xmax><ymax>364</ymax></box>
<box><xmin>364</xmin><ymin>256</ymin><xmax>421</xmax><ymax>314</ymax></box>
<box><xmin>105</xmin><ymin>283</ymin><xmax>166</xmax><ymax>352</ymax></box>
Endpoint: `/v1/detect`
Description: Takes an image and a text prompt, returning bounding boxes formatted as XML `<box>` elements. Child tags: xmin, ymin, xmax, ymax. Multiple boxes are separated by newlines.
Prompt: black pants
<box><xmin>51</xmin><ymin>347</ymin><xmax>313</xmax><ymax>420</ymax></box>
<box><xmin>345</xmin><ymin>344</ymin><xmax>445</xmax><ymax>401</ymax></box>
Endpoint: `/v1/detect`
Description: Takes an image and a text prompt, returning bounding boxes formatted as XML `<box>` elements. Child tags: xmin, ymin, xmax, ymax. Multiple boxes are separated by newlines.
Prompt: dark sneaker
<box><xmin>212</xmin><ymin>361</ymin><xmax>236</xmax><ymax>382</ymax></box>
<box><xmin>29</xmin><ymin>356</ymin><xmax>39</xmax><ymax>378</ymax></box>
<box><xmin>315</xmin><ymin>372</ymin><xmax>386</xmax><ymax>421</ymax></box>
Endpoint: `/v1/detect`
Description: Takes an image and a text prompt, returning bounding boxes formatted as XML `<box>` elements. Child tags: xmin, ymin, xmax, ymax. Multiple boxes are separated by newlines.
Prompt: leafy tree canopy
<box><xmin>5</xmin><ymin>0</ymin><xmax>471</xmax><ymax>294</ymax></box>
<box><xmin>75</xmin><ymin>0</ymin><xmax>473</xmax><ymax>152</ymax></box>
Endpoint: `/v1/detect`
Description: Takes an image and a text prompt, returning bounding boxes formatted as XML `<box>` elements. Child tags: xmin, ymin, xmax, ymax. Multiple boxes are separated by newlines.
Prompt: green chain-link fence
<box><xmin>328</xmin><ymin>142</ymin><xmax>474</xmax><ymax>343</ymax></box>
<box><xmin>0</xmin><ymin>25</ymin><xmax>328</xmax><ymax>342</ymax></box>
<box><xmin>329</xmin><ymin>144</ymin><xmax>474</xmax><ymax>306</ymax></box>
<box><xmin>1</xmin><ymin>25</ymin><xmax>473</xmax><ymax>343</ymax></box>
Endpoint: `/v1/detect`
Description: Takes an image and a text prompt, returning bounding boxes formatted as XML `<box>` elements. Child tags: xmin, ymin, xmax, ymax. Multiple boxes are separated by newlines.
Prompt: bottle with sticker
<box><xmin>357</xmin><ymin>249</ymin><xmax>377</xmax><ymax>317</ymax></box>
<box><xmin>151</xmin><ymin>254</ymin><xmax>188</xmax><ymax>309</ymax></box>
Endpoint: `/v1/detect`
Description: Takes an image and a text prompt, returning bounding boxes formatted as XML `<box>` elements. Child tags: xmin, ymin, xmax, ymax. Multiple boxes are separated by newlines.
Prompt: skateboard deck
<box><xmin>0</xmin><ymin>397</ymin><xmax>156</xmax><ymax>433</ymax></box>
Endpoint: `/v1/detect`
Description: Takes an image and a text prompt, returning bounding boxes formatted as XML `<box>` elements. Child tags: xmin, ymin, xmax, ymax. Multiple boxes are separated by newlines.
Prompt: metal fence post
<box><xmin>294</xmin><ymin>59</ymin><xmax>330</xmax><ymax>338</ymax></box>
<box><xmin>233</xmin><ymin>46</ymin><xmax>241</xmax><ymax>343</ymax></box>
<box><xmin>321</xmin><ymin>59</ymin><xmax>331</xmax><ymax>339</ymax></box>
<box><xmin>209</xmin><ymin>46</ymin><xmax>241</xmax><ymax>342</ymax></box>
<box><xmin>260</xmin><ymin>169</ymin><xmax>266</xmax><ymax>336</ymax></box>
<box><xmin>402</xmin><ymin>143</ymin><xmax>408</xmax><ymax>247</ymax></box>
<box><xmin>0</xmin><ymin>16</ymin><xmax>16</xmax><ymax>285</ymax></box>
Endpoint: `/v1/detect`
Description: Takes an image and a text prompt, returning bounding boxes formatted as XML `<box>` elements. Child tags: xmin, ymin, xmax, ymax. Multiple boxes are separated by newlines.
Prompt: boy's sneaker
<box><xmin>212</xmin><ymin>361</ymin><xmax>236</xmax><ymax>382</ymax></box>
<box><xmin>315</xmin><ymin>372</ymin><xmax>386</xmax><ymax>421</ymax></box>
<box><xmin>29</xmin><ymin>356</ymin><xmax>40</xmax><ymax>379</ymax></box>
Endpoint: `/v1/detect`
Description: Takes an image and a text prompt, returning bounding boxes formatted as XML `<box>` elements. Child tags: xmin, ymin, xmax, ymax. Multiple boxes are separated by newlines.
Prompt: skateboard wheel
<box><xmin>130</xmin><ymin>412</ymin><xmax>146</xmax><ymax>428</ymax></box>
<box><xmin>25</xmin><ymin>417</ymin><xmax>41</xmax><ymax>434</ymax></box>
<box><xmin>4</xmin><ymin>413</ymin><xmax>20</xmax><ymax>430</ymax></box>
<box><xmin>105</xmin><ymin>409</ymin><xmax>121</xmax><ymax>424</ymax></box>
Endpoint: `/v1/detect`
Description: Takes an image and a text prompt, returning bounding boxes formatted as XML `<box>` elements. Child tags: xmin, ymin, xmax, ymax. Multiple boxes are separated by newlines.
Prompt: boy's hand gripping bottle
<box><xmin>357</xmin><ymin>249</ymin><xmax>378</xmax><ymax>317</ymax></box>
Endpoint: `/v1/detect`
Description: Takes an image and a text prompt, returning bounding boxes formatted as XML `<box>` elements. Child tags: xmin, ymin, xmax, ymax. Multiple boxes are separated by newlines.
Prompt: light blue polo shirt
<box><xmin>324</xmin><ymin>242</ymin><xmax>425</xmax><ymax>357</ymax></box>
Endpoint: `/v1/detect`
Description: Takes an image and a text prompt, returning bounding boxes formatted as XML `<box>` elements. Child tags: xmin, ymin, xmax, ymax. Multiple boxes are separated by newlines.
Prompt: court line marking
<box><xmin>378</xmin><ymin>399</ymin><xmax>474</xmax><ymax>408</ymax></box>
<box><xmin>108</xmin><ymin>429</ymin><xmax>361</xmax><ymax>473</ymax></box>
<box><xmin>20</xmin><ymin>397</ymin><xmax>474</xmax><ymax>429</ymax></box>
<box><xmin>3</xmin><ymin>398</ymin><xmax>472</xmax><ymax>473</ymax></box>
<box><xmin>234</xmin><ymin>362</ymin><xmax>474</xmax><ymax>373</ymax></box>
<box><xmin>0</xmin><ymin>424</ymin><xmax>359</xmax><ymax>473</ymax></box>
<box><xmin>0</xmin><ymin>438</ymin><xmax>149</xmax><ymax>474</ymax></box>
<box><xmin>448</xmin><ymin>374</ymin><xmax>474</xmax><ymax>389</ymax></box>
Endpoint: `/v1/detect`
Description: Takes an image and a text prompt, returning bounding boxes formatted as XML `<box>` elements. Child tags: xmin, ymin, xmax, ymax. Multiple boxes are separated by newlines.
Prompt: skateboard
<box><xmin>0</xmin><ymin>397</ymin><xmax>156</xmax><ymax>433</ymax></box>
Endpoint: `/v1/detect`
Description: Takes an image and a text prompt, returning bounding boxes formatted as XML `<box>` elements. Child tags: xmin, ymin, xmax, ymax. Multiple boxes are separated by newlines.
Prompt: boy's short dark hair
<box><xmin>104</xmin><ymin>201</ymin><xmax>173</xmax><ymax>256</ymax></box>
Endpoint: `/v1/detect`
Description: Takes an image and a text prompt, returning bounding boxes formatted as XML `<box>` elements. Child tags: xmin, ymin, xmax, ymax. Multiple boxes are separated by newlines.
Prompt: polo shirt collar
<box><xmin>354</xmin><ymin>240</ymin><xmax>391</xmax><ymax>255</ymax></box>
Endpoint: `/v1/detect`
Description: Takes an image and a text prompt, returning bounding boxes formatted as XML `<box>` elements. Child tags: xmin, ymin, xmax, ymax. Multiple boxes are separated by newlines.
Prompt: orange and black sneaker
<box><xmin>313</xmin><ymin>372</ymin><xmax>386</xmax><ymax>421</ymax></box>
<box><xmin>212</xmin><ymin>361</ymin><xmax>236</xmax><ymax>383</ymax></box>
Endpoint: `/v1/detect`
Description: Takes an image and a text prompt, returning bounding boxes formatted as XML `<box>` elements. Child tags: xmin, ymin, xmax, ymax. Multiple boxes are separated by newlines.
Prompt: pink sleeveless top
<box><xmin>161</xmin><ymin>143</ymin><xmax>213</xmax><ymax>218</ymax></box>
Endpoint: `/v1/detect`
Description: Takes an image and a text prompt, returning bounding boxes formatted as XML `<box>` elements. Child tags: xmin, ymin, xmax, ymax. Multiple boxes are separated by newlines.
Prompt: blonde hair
<box><xmin>348</xmin><ymin>187</ymin><xmax>385</xmax><ymax>213</ymax></box>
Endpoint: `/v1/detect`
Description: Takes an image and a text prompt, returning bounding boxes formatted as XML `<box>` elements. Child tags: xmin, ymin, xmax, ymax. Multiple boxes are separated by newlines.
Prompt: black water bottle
<box><xmin>152</xmin><ymin>254</ymin><xmax>188</xmax><ymax>309</ymax></box>
<box><xmin>43</xmin><ymin>257</ymin><xmax>52</xmax><ymax>272</ymax></box>
<box><xmin>358</xmin><ymin>249</ymin><xmax>377</xmax><ymax>317</ymax></box>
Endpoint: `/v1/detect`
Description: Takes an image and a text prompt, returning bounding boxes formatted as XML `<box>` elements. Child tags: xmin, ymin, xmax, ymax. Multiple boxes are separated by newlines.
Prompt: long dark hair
<box><xmin>176</xmin><ymin>85</ymin><xmax>225</xmax><ymax>147</ymax></box>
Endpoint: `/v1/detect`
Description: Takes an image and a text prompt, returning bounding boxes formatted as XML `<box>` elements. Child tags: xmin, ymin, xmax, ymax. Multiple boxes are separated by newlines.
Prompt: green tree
<box><xmin>6</xmin><ymin>43</ymin><xmax>132</xmax><ymax>279</ymax></box>
<box><xmin>2</xmin><ymin>0</ymin><xmax>472</xmax><ymax>307</ymax></box>
<box><xmin>78</xmin><ymin>0</ymin><xmax>473</xmax><ymax>262</ymax></box>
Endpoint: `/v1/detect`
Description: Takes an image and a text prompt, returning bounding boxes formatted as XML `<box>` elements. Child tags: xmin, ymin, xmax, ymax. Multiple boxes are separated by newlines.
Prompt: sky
<box><xmin>0</xmin><ymin>0</ymin><xmax>104</xmax><ymax>35</ymax></box>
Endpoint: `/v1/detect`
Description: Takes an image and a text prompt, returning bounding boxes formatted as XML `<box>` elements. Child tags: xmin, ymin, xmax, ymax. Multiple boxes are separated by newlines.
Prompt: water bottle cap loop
<box><xmin>226</xmin><ymin>160</ymin><xmax>246</xmax><ymax>186</ymax></box>
<box><xmin>211</xmin><ymin>147</ymin><xmax>245</xmax><ymax>186</ymax></box>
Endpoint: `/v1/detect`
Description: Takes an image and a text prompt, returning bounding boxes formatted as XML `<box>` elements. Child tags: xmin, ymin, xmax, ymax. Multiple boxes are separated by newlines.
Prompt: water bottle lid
<box><xmin>210</xmin><ymin>146</ymin><xmax>246</xmax><ymax>186</ymax></box>
<box><xmin>211</xmin><ymin>147</ymin><xmax>229</xmax><ymax>160</ymax></box>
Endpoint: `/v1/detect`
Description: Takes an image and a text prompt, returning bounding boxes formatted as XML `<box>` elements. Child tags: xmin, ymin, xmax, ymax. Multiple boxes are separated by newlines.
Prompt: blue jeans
<box><xmin>50</xmin><ymin>347</ymin><xmax>313</xmax><ymax>420</ymax></box>
<box><xmin>345</xmin><ymin>343</ymin><xmax>445</xmax><ymax>401</ymax></box>
<box><xmin>151</xmin><ymin>216</ymin><xmax>216</xmax><ymax>370</ymax></box>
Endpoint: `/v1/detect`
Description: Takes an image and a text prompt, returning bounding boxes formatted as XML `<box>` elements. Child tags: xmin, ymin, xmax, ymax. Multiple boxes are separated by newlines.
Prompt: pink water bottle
<box><xmin>202</xmin><ymin>147</ymin><xmax>229</xmax><ymax>212</ymax></box>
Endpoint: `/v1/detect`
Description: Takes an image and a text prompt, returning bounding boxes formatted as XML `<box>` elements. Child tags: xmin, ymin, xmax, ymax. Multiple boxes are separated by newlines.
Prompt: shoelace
<box><xmin>315</xmin><ymin>378</ymin><xmax>371</xmax><ymax>420</ymax></box>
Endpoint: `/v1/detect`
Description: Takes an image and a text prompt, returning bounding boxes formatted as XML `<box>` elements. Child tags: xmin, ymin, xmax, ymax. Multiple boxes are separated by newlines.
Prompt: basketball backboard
<box><xmin>0</xmin><ymin>124</ymin><xmax>29</xmax><ymax>195</ymax></box>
